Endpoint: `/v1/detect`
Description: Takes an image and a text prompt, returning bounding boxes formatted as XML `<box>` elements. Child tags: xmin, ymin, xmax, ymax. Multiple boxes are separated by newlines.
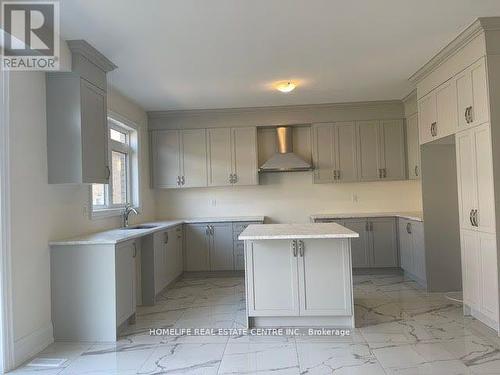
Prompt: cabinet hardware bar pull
<box><xmin>132</xmin><ymin>242</ymin><xmax>137</xmax><ymax>258</ymax></box>
<box><xmin>291</xmin><ymin>240</ymin><xmax>298</xmax><ymax>257</ymax></box>
<box><xmin>465</xmin><ymin>108</ymin><xmax>469</xmax><ymax>124</ymax></box>
<box><xmin>299</xmin><ymin>240</ymin><xmax>304</xmax><ymax>257</ymax></box>
<box><xmin>105</xmin><ymin>166</ymin><xmax>111</xmax><ymax>180</ymax></box>
<box><xmin>469</xmin><ymin>209</ymin><xmax>474</xmax><ymax>227</ymax></box>
<box><xmin>473</xmin><ymin>209</ymin><xmax>479</xmax><ymax>227</ymax></box>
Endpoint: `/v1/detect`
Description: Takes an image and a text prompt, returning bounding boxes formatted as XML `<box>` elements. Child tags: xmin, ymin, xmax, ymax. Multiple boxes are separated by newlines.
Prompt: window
<box><xmin>91</xmin><ymin>116</ymin><xmax>140</xmax><ymax>217</ymax></box>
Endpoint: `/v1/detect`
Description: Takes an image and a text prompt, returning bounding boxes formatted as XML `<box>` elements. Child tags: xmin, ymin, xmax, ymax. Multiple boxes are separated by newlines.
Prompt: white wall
<box><xmin>156</xmin><ymin>173</ymin><xmax>422</xmax><ymax>223</ymax></box>
<box><xmin>8</xmin><ymin>72</ymin><xmax>154</xmax><ymax>366</ymax></box>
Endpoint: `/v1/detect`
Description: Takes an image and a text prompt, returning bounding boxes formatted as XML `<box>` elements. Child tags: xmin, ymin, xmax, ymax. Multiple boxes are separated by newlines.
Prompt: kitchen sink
<box><xmin>123</xmin><ymin>224</ymin><xmax>159</xmax><ymax>230</ymax></box>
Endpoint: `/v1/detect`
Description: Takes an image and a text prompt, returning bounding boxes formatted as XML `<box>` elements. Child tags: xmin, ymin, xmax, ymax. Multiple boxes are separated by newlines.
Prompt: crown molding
<box><xmin>402</xmin><ymin>89</ymin><xmax>417</xmax><ymax>104</ymax></box>
<box><xmin>147</xmin><ymin>99</ymin><xmax>403</xmax><ymax>119</ymax></box>
<box><xmin>67</xmin><ymin>40</ymin><xmax>117</xmax><ymax>72</ymax></box>
<box><xmin>408</xmin><ymin>17</ymin><xmax>500</xmax><ymax>85</ymax></box>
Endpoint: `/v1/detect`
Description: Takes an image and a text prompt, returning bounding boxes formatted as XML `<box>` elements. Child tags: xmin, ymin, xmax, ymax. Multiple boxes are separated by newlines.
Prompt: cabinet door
<box><xmin>370</xmin><ymin>218</ymin><xmax>398</xmax><ymax>267</ymax></box>
<box><xmin>234</xmin><ymin>242</ymin><xmax>245</xmax><ymax>271</ymax></box>
<box><xmin>334</xmin><ymin>122</ymin><xmax>358</xmax><ymax>182</ymax></box>
<box><xmin>456</xmin><ymin>130</ymin><xmax>477</xmax><ymax>230</ymax></box>
<box><xmin>435</xmin><ymin>79</ymin><xmax>458</xmax><ymax>138</ymax></box>
<box><xmin>411</xmin><ymin>221</ymin><xmax>426</xmax><ymax>283</ymax></box>
<box><xmin>456</xmin><ymin>68</ymin><xmax>473</xmax><ymax>130</ymax></box>
<box><xmin>478</xmin><ymin>232</ymin><xmax>499</xmax><ymax>321</ymax></box>
<box><xmin>406</xmin><ymin>113</ymin><xmax>421</xmax><ymax>179</ymax></box>
<box><xmin>115</xmin><ymin>240</ymin><xmax>136</xmax><ymax>325</ymax></box>
<box><xmin>80</xmin><ymin>80</ymin><xmax>108</xmax><ymax>183</ymax></box>
<box><xmin>152</xmin><ymin>130</ymin><xmax>181</xmax><ymax>188</ymax></box>
<box><xmin>207</xmin><ymin>128</ymin><xmax>232</xmax><ymax>187</ymax></box>
<box><xmin>357</xmin><ymin>121</ymin><xmax>381</xmax><ymax>181</ymax></box>
<box><xmin>460</xmin><ymin>229</ymin><xmax>480</xmax><ymax>309</ymax></box>
<box><xmin>418</xmin><ymin>92</ymin><xmax>436</xmax><ymax>145</ymax></box>
<box><xmin>342</xmin><ymin>220</ymin><xmax>370</xmax><ymax>267</ymax></box>
<box><xmin>246</xmin><ymin>240</ymin><xmax>299</xmax><ymax>316</ymax></box>
<box><xmin>469</xmin><ymin>59</ymin><xmax>489</xmax><ymax>127</ymax></box>
<box><xmin>181</xmin><ymin>129</ymin><xmax>207</xmax><ymax>188</ymax></box>
<box><xmin>312</xmin><ymin>124</ymin><xmax>334</xmax><ymax>183</ymax></box>
<box><xmin>398</xmin><ymin>219</ymin><xmax>412</xmax><ymax>273</ymax></box>
<box><xmin>473</xmin><ymin>125</ymin><xmax>496</xmax><ymax>234</ymax></box>
<box><xmin>165</xmin><ymin>228</ymin><xmax>177</xmax><ymax>286</ymax></box>
<box><xmin>380</xmin><ymin>119</ymin><xmax>406</xmax><ymax>180</ymax></box>
<box><xmin>298</xmin><ymin>239</ymin><xmax>352</xmax><ymax>316</ymax></box>
<box><xmin>210</xmin><ymin>223</ymin><xmax>234</xmax><ymax>271</ymax></box>
<box><xmin>184</xmin><ymin>224</ymin><xmax>210</xmax><ymax>271</ymax></box>
<box><xmin>175</xmin><ymin>226</ymin><xmax>184</xmax><ymax>278</ymax></box>
<box><xmin>232</xmin><ymin>127</ymin><xmax>258</xmax><ymax>185</ymax></box>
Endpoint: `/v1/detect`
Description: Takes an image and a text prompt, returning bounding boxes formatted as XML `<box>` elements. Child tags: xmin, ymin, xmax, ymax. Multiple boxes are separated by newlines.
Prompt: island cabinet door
<box><xmin>246</xmin><ymin>240</ymin><xmax>300</xmax><ymax>316</ymax></box>
<box><xmin>297</xmin><ymin>239</ymin><xmax>353</xmax><ymax>316</ymax></box>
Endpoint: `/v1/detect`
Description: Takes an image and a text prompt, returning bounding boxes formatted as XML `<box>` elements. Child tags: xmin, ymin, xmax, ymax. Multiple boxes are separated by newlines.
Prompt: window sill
<box><xmin>91</xmin><ymin>207</ymin><xmax>141</xmax><ymax>220</ymax></box>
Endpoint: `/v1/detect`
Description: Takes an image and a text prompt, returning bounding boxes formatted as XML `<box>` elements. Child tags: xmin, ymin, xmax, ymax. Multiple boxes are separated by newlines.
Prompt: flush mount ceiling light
<box><xmin>274</xmin><ymin>81</ymin><xmax>297</xmax><ymax>93</ymax></box>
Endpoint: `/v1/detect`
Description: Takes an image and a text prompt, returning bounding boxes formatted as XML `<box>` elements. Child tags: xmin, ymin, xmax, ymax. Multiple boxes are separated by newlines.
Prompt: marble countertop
<box><xmin>311</xmin><ymin>211</ymin><xmax>423</xmax><ymax>222</ymax></box>
<box><xmin>238</xmin><ymin>223</ymin><xmax>359</xmax><ymax>240</ymax></box>
<box><xmin>50</xmin><ymin>216</ymin><xmax>265</xmax><ymax>246</ymax></box>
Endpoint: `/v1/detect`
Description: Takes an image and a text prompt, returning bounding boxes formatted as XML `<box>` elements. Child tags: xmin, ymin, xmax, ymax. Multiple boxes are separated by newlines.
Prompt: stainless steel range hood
<box><xmin>259</xmin><ymin>126</ymin><xmax>312</xmax><ymax>172</ymax></box>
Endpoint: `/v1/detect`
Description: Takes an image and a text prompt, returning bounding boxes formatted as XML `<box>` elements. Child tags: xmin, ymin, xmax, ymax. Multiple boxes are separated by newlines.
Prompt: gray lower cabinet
<box><xmin>51</xmin><ymin>239</ymin><xmax>137</xmax><ymax>341</ymax></box>
<box><xmin>317</xmin><ymin>217</ymin><xmax>399</xmax><ymax>268</ymax></box>
<box><xmin>398</xmin><ymin>219</ymin><xmax>426</xmax><ymax>286</ymax></box>
<box><xmin>184</xmin><ymin>220</ymin><xmax>264</xmax><ymax>272</ymax></box>
<box><xmin>184</xmin><ymin>224</ymin><xmax>211</xmax><ymax>271</ymax></box>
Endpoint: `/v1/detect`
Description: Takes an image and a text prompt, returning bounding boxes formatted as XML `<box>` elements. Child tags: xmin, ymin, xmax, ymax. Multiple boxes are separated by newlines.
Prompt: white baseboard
<box><xmin>13</xmin><ymin>323</ymin><xmax>54</xmax><ymax>368</ymax></box>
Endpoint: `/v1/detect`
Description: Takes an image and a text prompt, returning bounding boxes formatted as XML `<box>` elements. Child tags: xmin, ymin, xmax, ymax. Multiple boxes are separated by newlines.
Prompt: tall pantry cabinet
<box><xmin>412</xmin><ymin>18</ymin><xmax>500</xmax><ymax>332</ymax></box>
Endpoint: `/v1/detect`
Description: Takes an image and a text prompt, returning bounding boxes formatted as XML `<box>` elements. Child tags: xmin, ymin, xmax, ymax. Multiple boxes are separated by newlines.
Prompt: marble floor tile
<box><xmin>137</xmin><ymin>343</ymin><xmax>226</xmax><ymax>375</ymax></box>
<box><xmin>218</xmin><ymin>342</ymin><xmax>300</xmax><ymax>374</ymax></box>
<box><xmin>10</xmin><ymin>273</ymin><xmax>500</xmax><ymax>375</ymax></box>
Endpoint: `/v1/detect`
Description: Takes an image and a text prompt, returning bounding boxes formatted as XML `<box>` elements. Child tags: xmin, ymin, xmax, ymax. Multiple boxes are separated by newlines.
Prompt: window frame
<box><xmin>90</xmin><ymin>113</ymin><xmax>141</xmax><ymax>219</ymax></box>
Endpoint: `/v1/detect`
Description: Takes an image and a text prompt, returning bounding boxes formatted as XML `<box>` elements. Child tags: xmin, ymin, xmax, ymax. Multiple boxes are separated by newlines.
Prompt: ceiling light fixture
<box><xmin>275</xmin><ymin>81</ymin><xmax>297</xmax><ymax>93</ymax></box>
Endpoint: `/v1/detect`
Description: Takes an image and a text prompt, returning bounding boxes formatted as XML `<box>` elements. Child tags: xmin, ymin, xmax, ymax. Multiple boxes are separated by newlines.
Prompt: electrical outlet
<box><xmin>352</xmin><ymin>193</ymin><xmax>358</xmax><ymax>203</ymax></box>
<box><xmin>210</xmin><ymin>199</ymin><xmax>217</xmax><ymax>207</ymax></box>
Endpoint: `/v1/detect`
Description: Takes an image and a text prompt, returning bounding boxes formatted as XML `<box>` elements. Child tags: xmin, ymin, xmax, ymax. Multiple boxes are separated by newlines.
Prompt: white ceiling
<box><xmin>59</xmin><ymin>0</ymin><xmax>500</xmax><ymax>111</ymax></box>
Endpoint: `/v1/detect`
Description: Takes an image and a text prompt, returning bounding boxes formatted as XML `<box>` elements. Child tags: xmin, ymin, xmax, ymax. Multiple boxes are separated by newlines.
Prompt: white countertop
<box><xmin>238</xmin><ymin>223</ymin><xmax>359</xmax><ymax>240</ymax></box>
<box><xmin>311</xmin><ymin>212</ymin><xmax>423</xmax><ymax>222</ymax></box>
<box><xmin>50</xmin><ymin>216</ymin><xmax>265</xmax><ymax>246</ymax></box>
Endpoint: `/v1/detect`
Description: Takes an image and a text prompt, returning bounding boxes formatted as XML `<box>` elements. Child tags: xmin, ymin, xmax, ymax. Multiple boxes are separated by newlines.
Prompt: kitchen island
<box><xmin>239</xmin><ymin>223</ymin><xmax>359</xmax><ymax>329</ymax></box>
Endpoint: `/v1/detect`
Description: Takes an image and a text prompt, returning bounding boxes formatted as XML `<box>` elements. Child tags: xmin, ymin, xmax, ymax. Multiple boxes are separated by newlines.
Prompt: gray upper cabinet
<box><xmin>206</xmin><ymin>127</ymin><xmax>258</xmax><ymax>187</ymax></box>
<box><xmin>379</xmin><ymin>119</ymin><xmax>406</xmax><ymax>180</ymax></box>
<box><xmin>207</xmin><ymin>128</ymin><xmax>233</xmax><ymax>186</ymax></box>
<box><xmin>312</xmin><ymin>124</ymin><xmax>335</xmax><ymax>183</ymax></box>
<box><xmin>356</xmin><ymin>120</ymin><xmax>406</xmax><ymax>182</ymax></box>
<box><xmin>406</xmin><ymin>113</ymin><xmax>421</xmax><ymax>179</ymax></box>
<box><xmin>46</xmin><ymin>40</ymin><xmax>116</xmax><ymax>184</ymax></box>
<box><xmin>232</xmin><ymin>127</ymin><xmax>258</xmax><ymax>186</ymax></box>
<box><xmin>357</xmin><ymin>121</ymin><xmax>381</xmax><ymax>181</ymax></box>
<box><xmin>312</xmin><ymin>122</ymin><xmax>358</xmax><ymax>183</ymax></box>
<box><xmin>152</xmin><ymin>129</ymin><xmax>208</xmax><ymax>188</ymax></box>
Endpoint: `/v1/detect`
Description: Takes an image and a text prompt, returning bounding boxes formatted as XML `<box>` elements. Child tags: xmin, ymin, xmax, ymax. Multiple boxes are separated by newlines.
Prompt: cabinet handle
<box><xmin>132</xmin><ymin>242</ymin><xmax>137</xmax><ymax>258</ymax></box>
<box><xmin>465</xmin><ymin>107</ymin><xmax>470</xmax><ymax>124</ymax></box>
<box><xmin>383</xmin><ymin>168</ymin><xmax>387</xmax><ymax>178</ymax></box>
<box><xmin>176</xmin><ymin>176</ymin><xmax>180</xmax><ymax>186</ymax></box>
<box><xmin>473</xmin><ymin>209</ymin><xmax>479</xmax><ymax>227</ymax></box>
<box><xmin>337</xmin><ymin>170</ymin><xmax>341</xmax><ymax>180</ymax></box>
<box><xmin>431</xmin><ymin>122</ymin><xmax>437</xmax><ymax>137</ymax></box>
<box><xmin>181</xmin><ymin>176</ymin><xmax>185</xmax><ymax>185</ymax></box>
<box><xmin>206</xmin><ymin>225</ymin><xmax>210</xmax><ymax>236</ymax></box>
<box><xmin>291</xmin><ymin>240</ymin><xmax>298</xmax><ymax>257</ymax></box>
<box><xmin>229</xmin><ymin>174</ymin><xmax>234</xmax><ymax>184</ymax></box>
<box><xmin>406</xmin><ymin>222</ymin><xmax>411</xmax><ymax>234</ymax></box>
<box><xmin>233</xmin><ymin>174</ymin><xmax>238</xmax><ymax>183</ymax></box>
<box><xmin>105</xmin><ymin>166</ymin><xmax>111</xmax><ymax>181</ymax></box>
<box><xmin>469</xmin><ymin>209</ymin><xmax>474</xmax><ymax>227</ymax></box>
<box><xmin>365</xmin><ymin>222</ymin><xmax>369</xmax><ymax>231</ymax></box>
<box><xmin>210</xmin><ymin>225</ymin><xmax>214</xmax><ymax>235</ymax></box>
<box><xmin>378</xmin><ymin>169</ymin><xmax>382</xmax><ymax>179</ymax></box>
<box><xmin>164</xmin><ymin>232</ymin><xmax>168</xmax><ymax>244</ymax></box>
<box><xmin>414</xmin><ymin>165</ymin><xmax>419</xmax><ymax>177</ymax></box>
<box><xmin>298</xmin><ymin>240</ymin><xmax>304</xmax><ymax>257</ymax></box>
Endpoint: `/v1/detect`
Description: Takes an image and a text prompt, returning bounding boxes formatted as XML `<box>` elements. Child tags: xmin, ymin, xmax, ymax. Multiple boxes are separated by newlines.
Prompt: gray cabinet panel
<box><xmin>370</xmin><ymin>218</ymin><xmax>399</xmax><ymax>267</ymax></box>
<box><xmin>181</xmin><ymin>129</ymin><xmax>207</xmax><ymax>188</ymax></box>
<box><xmin>335</xmin><ymin>122</ymin><xmax>358</xmax><ymax>182</ymax></box>
<box><xmin>207</xmin><ymin>128</ymin><xmax>232</xmax><ymax>187</ymax></box>
<box><xmin>210</xmin><ymin>223</ymin><xmax>234</xmax><ymax>271</ymax></box>
<box><xmin>232</xmin><ymin>127</ymin><xmax>258</xmax><ymax>185</ymax></box>
<box><xmin>115</xmin><ymin>240</ymin><xmax>136</xmax><ymax>326</ymax></box>
<box><xmin>152</xmin><ymin>130</ymin><xmax>181</xmax><ymax>188</ymax></box>
<box><xmin>341</xmin><ymin>220</ymin><xmax>371</xmax><ymax>268</ymax></box>
<box><xmin>357</xmin><ymin>121</ymin><xmax>381</xmax><ymax>181</ymax></box>
<box><xmin>184</xmin><ymin>224</ymin><xmax>210</xmax><ymax>271</ymax></box>
<box><xmin>380</xmin><ymin>119</ymin><xmax>406</xmax><ymax>180</ymax></box>
<box><xmin>312</xmin><ymin>124</ymin><xmax>335</xmax><ymax>183</ymax></box>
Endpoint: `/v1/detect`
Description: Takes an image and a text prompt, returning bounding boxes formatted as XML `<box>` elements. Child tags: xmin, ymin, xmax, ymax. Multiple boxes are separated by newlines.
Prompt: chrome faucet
<box><xmin>122</xmin><ymin>204</ymin><xmax>138</xmax><ymax>227</ymax></box>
